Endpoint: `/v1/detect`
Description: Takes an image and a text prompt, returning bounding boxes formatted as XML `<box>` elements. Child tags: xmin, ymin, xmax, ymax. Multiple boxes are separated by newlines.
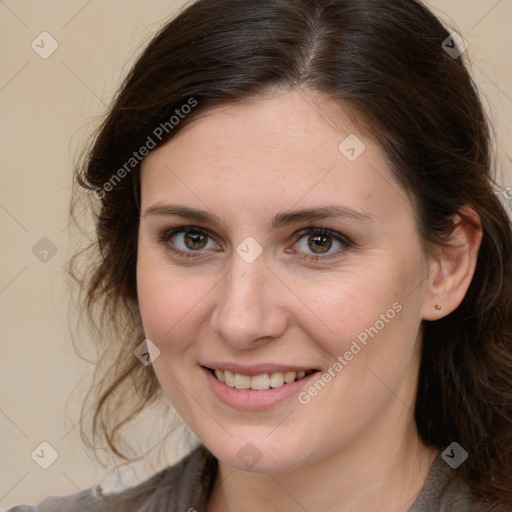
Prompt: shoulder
<box><xmin>4</xmin><ymin>487</ymin><xmax>104</xmax><ymax>512</ymax></box>
<box><xmin>411</xmin><ymin>451</ymin><xmax>487</xmax><ymax>512</ymax></box>
<box><xmin>5</xmin><ymin>444</ymin><xmax>217</xmax><ymax>512</ymax></box>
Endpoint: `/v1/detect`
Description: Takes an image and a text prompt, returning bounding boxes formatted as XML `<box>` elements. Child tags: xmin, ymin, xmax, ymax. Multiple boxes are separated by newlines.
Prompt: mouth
<box><xmin>205</xmin><ymin>367</ymin><xmax>319</xmax><ymax>391</ymax></box>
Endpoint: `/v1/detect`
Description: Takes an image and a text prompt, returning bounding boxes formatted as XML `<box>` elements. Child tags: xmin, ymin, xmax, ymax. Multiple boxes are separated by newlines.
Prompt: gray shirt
<box><xmin>7</xmin><ymin>445</ymin><xmax>484</xmax><ymax>511</ymax></box>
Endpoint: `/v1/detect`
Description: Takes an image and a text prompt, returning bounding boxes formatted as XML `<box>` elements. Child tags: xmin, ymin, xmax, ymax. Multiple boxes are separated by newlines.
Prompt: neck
<box><xmin>206</xmin><ymin>421</ymin><xmax>438</xmax><ymax>512</ymax></box>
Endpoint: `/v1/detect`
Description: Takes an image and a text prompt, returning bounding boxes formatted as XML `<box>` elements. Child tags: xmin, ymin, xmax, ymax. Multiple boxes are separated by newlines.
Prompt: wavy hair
<box><xmin>67</xmin><ymin>0</ymin><xmax>512</xmax><ymax>508</ymax></box>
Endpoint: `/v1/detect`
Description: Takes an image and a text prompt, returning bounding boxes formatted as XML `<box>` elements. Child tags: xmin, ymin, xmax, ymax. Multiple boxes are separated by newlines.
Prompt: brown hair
<box><xmin>68</xmin><ymin>0</ymin><xmax>512</xmax><ymax>508</ymax></box>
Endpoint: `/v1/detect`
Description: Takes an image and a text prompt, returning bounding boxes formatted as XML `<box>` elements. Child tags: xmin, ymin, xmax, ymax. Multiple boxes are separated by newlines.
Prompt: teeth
<box><xmin>213</xmin><ymin>369</ymin><xmax>313</xmax><ymax>390</ymax></box>
<box><xmin>234</xmin><ymin>373</ymin><xmax>251</xmax><ymax>389</ymax></box>
<box><xmin>224</xmin><ymin>370</ymin><xmax>235</xmax><ymax>387</ymax></box>
<box><xmin>269</xmin><ymin>373</ymin><xmax>284</xmax><ymax>388</ymax></box>
<box><xmin>284</xmin><ymin>371</ymin><xmax>296</xmax><ymax>383</ymax></box>
<box><xmin>250</xmin><ymin>373</ymin><xmax>270</xmax><ymax>390</ymax></box>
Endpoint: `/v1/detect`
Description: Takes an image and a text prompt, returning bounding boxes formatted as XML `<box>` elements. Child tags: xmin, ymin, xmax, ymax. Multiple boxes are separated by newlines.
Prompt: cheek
<box><xmin>292</xmin><ymin>256</ymin><xmax>424</xmax><ymax>440</ymax></box>
<box><xmin>136</xmin><ymin>251</ymin><xmax>208</xmax><ymax>350</ymax></box>
<box><xmin>305</xmin><ymin>249</ymin><xmax>423</xmax><ymax>368</ymax></box>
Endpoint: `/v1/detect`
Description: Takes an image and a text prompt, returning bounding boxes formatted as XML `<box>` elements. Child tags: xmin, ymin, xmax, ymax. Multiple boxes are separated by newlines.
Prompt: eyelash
<box><xmin>155</xmin><ymin>225</ymin><xmax>354</xmax><ymax>262</ymax></box>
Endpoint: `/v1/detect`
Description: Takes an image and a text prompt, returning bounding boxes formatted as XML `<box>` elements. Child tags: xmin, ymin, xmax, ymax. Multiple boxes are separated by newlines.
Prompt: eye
<box><xmin>155</xmin><ymin>225</ymin><xmax>353</xmax><ymax>261</ymax></box>
<box><xmin>156</xmin><ymin>226</ymin><xmax>220</xmax><ymax>258</ymax></box>
<box><xmin>290</xmin><ymin>227</ymin><xmax>353</xmax><ymax>261</ymax></box>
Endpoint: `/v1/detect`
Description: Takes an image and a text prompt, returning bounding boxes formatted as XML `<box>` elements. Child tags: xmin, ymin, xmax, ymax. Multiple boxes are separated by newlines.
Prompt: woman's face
<box><xmin>137</xmin><ymin>90</ymin><xmax>434</xmax><ymax>473</ymax></box>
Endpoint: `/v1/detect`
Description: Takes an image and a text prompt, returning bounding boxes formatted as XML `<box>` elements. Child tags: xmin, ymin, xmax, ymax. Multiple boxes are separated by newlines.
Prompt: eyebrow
<box><xmin>142</xmin><ymin>203</ymin><xmax>374</xmax><ymax>231</ymax></box>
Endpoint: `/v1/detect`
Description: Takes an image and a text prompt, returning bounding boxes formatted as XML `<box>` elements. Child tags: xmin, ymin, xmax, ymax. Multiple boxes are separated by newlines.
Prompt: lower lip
<box><xmin>201</xmin><ymin>366</ymin><xmax>319</xmax><ymax>411</ymax></box>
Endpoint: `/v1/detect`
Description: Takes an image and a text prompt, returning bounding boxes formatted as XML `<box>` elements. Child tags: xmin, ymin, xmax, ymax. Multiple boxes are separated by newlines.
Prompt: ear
<box><xmin>421</xmin><ymin>205</ymin><xmax>483</xmax><ymax>321</ymax></box>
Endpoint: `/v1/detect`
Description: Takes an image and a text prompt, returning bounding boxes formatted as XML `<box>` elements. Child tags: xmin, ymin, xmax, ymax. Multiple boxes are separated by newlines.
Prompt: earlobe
<box><xmin>422</xmin><ymin>205</ymin><xmax>483</xmax><ymax>321</ymax></box>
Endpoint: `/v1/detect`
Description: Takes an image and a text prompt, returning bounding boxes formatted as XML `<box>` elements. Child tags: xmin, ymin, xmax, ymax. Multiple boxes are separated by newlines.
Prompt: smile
<box><xmin>209</xmin><ymin>368</ymin><xmax>317</xmax><ymax>390</ymax></box>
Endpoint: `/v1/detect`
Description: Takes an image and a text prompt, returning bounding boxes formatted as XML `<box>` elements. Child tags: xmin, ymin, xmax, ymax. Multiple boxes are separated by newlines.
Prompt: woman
<box><xmin>9</xmin><ymin>0</ymin><xmax>512</xmax><ymax>510</ymax></box>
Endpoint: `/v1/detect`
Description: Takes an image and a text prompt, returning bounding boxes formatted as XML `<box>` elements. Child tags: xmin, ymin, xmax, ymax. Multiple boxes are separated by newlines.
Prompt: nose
<box><xmin>210</xmin><ymin>251</ymin><xmax>288</xmax><ymax>350</ymax></box>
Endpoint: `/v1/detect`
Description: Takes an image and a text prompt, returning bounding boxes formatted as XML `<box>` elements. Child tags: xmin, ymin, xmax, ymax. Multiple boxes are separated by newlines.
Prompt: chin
<box><xmin>201</xmin><ymin>432</ymin><xmax>317</xmax><ymax>474</ymax></box>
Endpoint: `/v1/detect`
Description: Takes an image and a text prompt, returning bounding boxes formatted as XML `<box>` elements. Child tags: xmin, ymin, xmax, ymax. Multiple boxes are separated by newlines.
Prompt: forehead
<box><xmin>146</xmin><ymin>91</ymin><xmax>367</xmax><ymax>164</ymax></box>
<box><xmin>139</xmin><ymin>90</ymin><xmax>411</xmax><ymax>228</ymax></box>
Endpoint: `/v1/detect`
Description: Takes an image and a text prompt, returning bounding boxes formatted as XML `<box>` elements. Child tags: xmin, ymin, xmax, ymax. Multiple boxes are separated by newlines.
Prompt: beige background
<box><xmin>1</xmin><ymin>0</ymin><xmax>511</xmax><ymax>509</ymax></box>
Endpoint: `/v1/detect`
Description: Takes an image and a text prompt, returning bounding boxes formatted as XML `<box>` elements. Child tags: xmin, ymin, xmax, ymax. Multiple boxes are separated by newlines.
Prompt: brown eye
<box><xmin>157</xmin><ymin>226</ymin><xmax>220</xmax><ymax>259</ymax></box>
<box><xmin>293</xmin><ymin>227</ymin><xmax>353</xmax><ymax>261</ymax></box>
<box><xmin>307</xmin><ymin>233</ymin><xmax>333</xmax><ymax>254</ymax></box>
<box><xmin>183</xmin><ymin>230</ymin><xmax>209</xmax><ymax>250</ymax></box>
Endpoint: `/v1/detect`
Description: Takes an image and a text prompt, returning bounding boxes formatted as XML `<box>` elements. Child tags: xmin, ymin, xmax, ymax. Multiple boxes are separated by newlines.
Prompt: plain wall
<box><xmin>1</xmin><ymin>0</ymin><xmax>511</xmax><ymax>509</ymax></box>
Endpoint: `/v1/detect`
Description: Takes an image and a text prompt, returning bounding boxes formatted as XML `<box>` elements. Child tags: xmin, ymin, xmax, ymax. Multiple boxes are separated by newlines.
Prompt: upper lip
<box><xmin>201</xmin><ymin>363</ymin><xmax>319</xmax><ymax>376</ymax></box>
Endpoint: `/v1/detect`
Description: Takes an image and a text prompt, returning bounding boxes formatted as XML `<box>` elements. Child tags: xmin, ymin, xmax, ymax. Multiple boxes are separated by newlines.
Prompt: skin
<box><xmin>136</xmin><ymin>89</ymin><xmax>482</xmax><ymax>511</ymax></box>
